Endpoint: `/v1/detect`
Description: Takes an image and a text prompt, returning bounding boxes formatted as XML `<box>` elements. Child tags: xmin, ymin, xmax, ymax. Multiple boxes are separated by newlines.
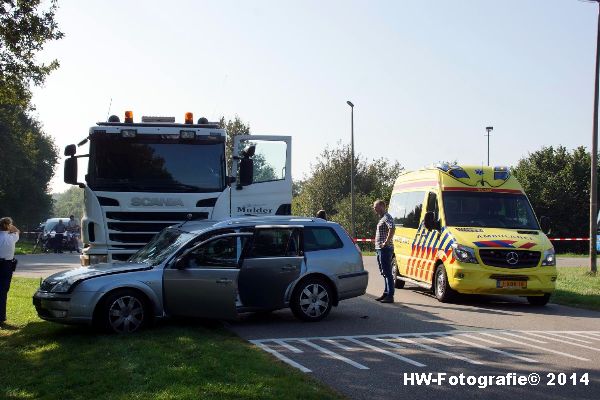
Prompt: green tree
<box><xmin>219</xmin><ymin>115</ymin><xmax>250</xmax><ymax>163</ymax></box>
<box><xmin>1</xmin><ymin>0</ymin><xmax>64</xmax><ymax>106</ymax></box>
<box><xmin>512</xmin><ymin>146</ymin><xmax>597</xmax><ymax>253</ymax></box>
<box><xmin>293</xmin><ymin>142</ymin><xmax>402</xmax><ymax>241</ymax></box>
<box><xmin>52</xmin><ymin>186</ymin><xmax>84</xmax><ymax>219</ymax></box>
<box><xmin>0</xmin><ymin>105</ymin><xmax>58</xmax><ymax>228</ymax></box>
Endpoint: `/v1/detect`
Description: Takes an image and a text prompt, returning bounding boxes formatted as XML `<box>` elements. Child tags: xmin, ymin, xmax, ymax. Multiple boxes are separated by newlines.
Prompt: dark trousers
<box><xmin>0</xmin><ymin>261</ymin><xmax>14</xmax><ymax>322</ymax></box>
<box><xmin>376</xmin><ymin>246</ymin><xmax>394</xmax><ymax>297</ymax></box>
<box><xmin>53</xmin><ymin>234</ymin><xmax>64</xmax><ymax>252</ymax></box>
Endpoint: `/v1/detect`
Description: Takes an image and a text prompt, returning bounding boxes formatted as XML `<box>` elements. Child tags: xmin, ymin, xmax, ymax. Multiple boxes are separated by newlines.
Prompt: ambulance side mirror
<box><xmin>424</xmin><ymin>212</ymin><xmax>439</xmax><ymax>231</ymax></box>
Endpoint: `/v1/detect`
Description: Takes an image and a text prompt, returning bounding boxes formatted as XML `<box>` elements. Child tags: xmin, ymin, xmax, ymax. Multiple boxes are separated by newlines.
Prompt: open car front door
<box><xmin>230</xmin><ymin>135</ymin><xmax>292</xmax><ymax>217</ymax></box>
<box><xmin>162</xmin><ymin>233</ymin><xmax>252</xmax><ymax>319</ymax></box>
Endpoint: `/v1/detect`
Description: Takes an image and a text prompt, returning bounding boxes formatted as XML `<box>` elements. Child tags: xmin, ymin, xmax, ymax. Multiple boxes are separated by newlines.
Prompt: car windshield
<box><xmin>129</xmin><ymin>228</ymin><xmax>195</xmax><ymax>266</ymax></box>
<box><xmin>88</xmin><ymin>135</ymin><xmax>226</xmax><ymax>193</ymax></box>
<box><xmin>442</xmin><ymin>191</ymin><xmax>540</xmax><ymax>230</ymax></box>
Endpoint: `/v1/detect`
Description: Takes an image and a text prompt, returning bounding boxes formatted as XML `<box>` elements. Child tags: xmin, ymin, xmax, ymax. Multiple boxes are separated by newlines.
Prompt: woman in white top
<box><xmin>0</xmin><ymin>217</ymin><xmax>20</xmax><ymax>324</ymax></box>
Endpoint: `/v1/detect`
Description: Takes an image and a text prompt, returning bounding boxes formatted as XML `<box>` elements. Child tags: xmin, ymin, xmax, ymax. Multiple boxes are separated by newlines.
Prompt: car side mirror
<box><xmin>424</xmin><ymin>211</ymin><xmax>439</xmax><ymax>231</ymax></box>
<box><xmin>174</xmin><ymin>256</ymin><xmax>189</xmax><ymax>270</ymax></box>
<box><xmin>540</xmin><ymin>216</ymin><xmax>551</xmax><ymax>235</ymax></box>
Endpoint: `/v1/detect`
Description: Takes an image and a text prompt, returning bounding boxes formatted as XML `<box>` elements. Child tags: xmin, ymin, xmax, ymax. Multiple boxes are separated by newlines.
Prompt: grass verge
<box><xmin>552</xmin><ymin>267</ymin><xmax>600</xmax><ymax>311</ymax></box>
<box><xmin>14</xmin><ymin>242</ymin><xmax>35</xmax><ymax>255</ymax></box>
<box><xmin>0</xmin><ymin>278</ymin><xmax>343</xmax><ymax>400</ymax></box>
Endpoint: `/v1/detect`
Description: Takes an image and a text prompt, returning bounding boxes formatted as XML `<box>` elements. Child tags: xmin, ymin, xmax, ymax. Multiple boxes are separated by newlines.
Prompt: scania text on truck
<box><xmin>64</xmin><ymin>111</ymin><xmax>292</xmax><ymax>265</ymax></box>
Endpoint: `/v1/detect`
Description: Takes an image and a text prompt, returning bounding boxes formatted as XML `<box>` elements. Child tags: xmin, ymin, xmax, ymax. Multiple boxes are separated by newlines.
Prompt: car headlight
<box><xmin>451</xmin><ymin>243</ymin><xmax>478</xmax><ymax>264</ymax></box>
<box><xmin>542</xmin><ymin>248</ymin><xmax>556</xmax><ymax>266</ymax></box>
<box><xmin>50</xmin><ymin>280</ymin><xmax>73</xmax><ymax>293</ymax></box>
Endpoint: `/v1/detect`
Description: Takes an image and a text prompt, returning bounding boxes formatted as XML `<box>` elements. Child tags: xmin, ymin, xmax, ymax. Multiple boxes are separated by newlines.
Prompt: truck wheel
<box><xmin>291</xmin><ymin>278</ymin><xmax>333</xmax><ymax>322</ymax></box>
<box><xmin>527</xmin><ymin>294</ymin><xmax>551</xmax><ymax>306</ymax></box>
<box><xmin>97</xmin><ymin>289</ymin><xmax>148</xmax><ymax>333</ymax></box>
<box><xmin>393</xmin><ymin>258</ymin><xmax>405</xmax><ymax>289</ymax></box>
<box><xmin>434</xmin><ymin>265</ymin><xmax>456</xmax><ymax>303</ymax></box>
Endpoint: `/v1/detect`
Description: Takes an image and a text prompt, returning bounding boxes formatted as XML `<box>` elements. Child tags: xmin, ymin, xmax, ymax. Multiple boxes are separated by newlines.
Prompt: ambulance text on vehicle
<box><xmin>388</xmin><ymin>164</ymin><xmax>556</xmax><ymax>305</ymax></box>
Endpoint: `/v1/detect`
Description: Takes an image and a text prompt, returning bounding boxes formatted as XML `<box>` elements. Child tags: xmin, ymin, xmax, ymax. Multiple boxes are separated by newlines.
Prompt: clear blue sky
<box><xmin>31</xmin><ymin>0</ymin><xmax>599</xmax><ymax>193</ymax></box>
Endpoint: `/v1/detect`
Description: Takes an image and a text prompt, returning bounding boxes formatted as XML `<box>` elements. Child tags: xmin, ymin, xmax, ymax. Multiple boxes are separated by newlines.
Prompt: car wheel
<box><xmin>434</xmin><ymin>265</ymin><xmax>456</xmax><ymax>303</ymax></box>
<box><xmin>291</xmin><ymin>278</ymin><xmax>333</xmax><ymax>322</ymax></box>
<box><xmin>98</xmin><ymin>289</ymin><xmax>148</xmax><ymax>333</ymax></box>
<box><xmin>527</xmin><ymin>294</ymin><xmax>551</xmax><ymax>306</ymax></box>
<box><xmin>392</xmin><ymin>258</ymin><xmax>405</xmax><ymax>289</ymax></box>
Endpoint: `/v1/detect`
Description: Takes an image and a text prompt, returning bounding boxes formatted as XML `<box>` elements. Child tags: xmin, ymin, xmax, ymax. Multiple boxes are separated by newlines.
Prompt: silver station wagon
<box><xmin>33</xmin><ymin>217</ymin><xmax>368</xmax><ymax>333</ymax></box>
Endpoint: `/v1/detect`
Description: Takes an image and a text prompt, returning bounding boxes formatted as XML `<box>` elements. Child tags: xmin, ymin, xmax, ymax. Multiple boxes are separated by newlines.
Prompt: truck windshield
<box><xmin>88</xmin><ymin>136</ymin><xmax>225</xmax><ymax>192</ymax></box>
<box><xmin>129</xmin><ymin>228</ymin><xmax>195</xmax><ymax>266</ymax></box>
<box><xmin>442</xmin><ymin>191</ymin><xmax>540</xmax><ymax>230</ymax></box>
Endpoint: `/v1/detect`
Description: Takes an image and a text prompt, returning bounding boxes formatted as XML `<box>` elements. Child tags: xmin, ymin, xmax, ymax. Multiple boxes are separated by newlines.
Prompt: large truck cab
<box><xmin>64</xmin><ymin>111</ymin><xmax>292</xmax><ymax>265</ymax></box>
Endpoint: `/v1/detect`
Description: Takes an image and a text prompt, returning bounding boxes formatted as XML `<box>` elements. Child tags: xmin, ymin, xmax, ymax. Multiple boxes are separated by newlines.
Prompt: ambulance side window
<box><xmin>389</xmin><ymin>191</ymin><xmax>424</xmax><ymax>229</ymax></box>
<box><xmin>404</xmin><ymin>192</ymin><xmax>424</xmax><ymax>229</ymax></box>
<box><xmin>388</xmin><ymin>193</ymin><xmax>408</xmax><ymax>226</ymax></box>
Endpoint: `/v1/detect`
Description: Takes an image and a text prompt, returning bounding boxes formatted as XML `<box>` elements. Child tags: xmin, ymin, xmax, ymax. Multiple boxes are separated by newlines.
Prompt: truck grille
<box><xmin>104</xmin><ymin>211</ymin><xmax>209</xmax><ymax>259</ymax></box>
<box><xmin>479</xmin><ymin>249</ymin><xmax>541</xmax><ymax>269</ymax></box>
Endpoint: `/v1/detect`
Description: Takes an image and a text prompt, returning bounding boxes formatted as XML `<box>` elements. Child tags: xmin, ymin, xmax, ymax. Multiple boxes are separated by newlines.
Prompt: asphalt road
<box><xmin>13</xmin><ymin>254</ymin><xmax>600</xmax><ymax>400</ymax></box>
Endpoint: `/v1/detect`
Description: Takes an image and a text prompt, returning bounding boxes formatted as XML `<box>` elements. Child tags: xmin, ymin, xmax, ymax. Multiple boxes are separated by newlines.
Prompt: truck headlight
<box><xmin>50</xmin><ymin>280</ymin><xmax>73</xmax><ymax>293</ymax></box>
<box><xmin>542</xmin><ymin>249</ymin><xmax>556</xmax><ymax>266</ymax></box>
<box><xmin>452</xmin><ymin>243</ymin><xmax>478</xmax><ymax>264</ymax></box>
<box><xmin>89</xmin><ymin>255</ymin><xmax>108</xmax><ymax>264</ymax></box>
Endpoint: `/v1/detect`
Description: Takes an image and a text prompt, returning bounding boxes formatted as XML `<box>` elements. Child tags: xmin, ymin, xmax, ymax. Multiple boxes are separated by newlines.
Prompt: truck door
<box><xmin>230</xmin><ymin>135</ymin><xmax>292</xmax><ymax>217</ymax></box>
<box><xmin>238</xmin><ymin>227</ymin><xmax>303</xmax><ymax>309</ymax></box>
<box><xmin>162</xmin><ymin>233</ymin><xmax>251</xmax><ymax>319</ymax></box>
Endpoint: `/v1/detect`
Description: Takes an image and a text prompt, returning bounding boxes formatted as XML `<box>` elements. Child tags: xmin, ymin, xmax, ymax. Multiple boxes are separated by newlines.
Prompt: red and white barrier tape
<box><xmin>354</xmin><ymin>237</ymin><xmax>591</xmax><ymax>242</ymax></box>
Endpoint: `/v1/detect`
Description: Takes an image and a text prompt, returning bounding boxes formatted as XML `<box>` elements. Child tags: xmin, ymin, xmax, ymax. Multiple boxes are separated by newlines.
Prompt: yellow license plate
<box><xmin>497</xmin><ymin>280</ymin><xmax>527</xmax><ymax>288</ymax></box>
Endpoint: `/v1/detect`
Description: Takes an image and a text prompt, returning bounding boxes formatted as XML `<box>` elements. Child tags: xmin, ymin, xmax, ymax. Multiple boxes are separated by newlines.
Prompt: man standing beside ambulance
<box><xmin>373</xmin><ymin>200</ymin><xmax>396</xmax><ymax>303</ymax></box>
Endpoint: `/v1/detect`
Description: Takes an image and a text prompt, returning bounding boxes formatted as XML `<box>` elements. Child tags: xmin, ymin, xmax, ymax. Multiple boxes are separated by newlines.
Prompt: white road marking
<box><xmin>273</xmin><ymin>339</ymin><xmax>303</xmax><ymax>353</ymax></box>
<box><xmin>394</xmin><ymin>336</ymin><xmax>483</xmax><ymax>365</ymax></box>
<box><xmin>250</xmin><ymin>331</ymin><xmax>600</xmax><ymax>372</ymax></box>
<box><xmin>568</xmin><ymin>332</ymin><xmax>600</xmax><ymax>341</ymax></box>
<box><xmin>478</xmin><ymin>332</ymin><xmax>591</xmax><ymax>362</ymax></box>
<box><xmin>253</xmin><ymin>342</ymin><xmax>311</xmax><ymax>373</ymax></box>
<box><xmin>322</xmin><ymin>339</ymin><xmax>360</xmax><ymax>352</ymax></box>
<box><xmin>297</xmin><ymin>339</ymin><xmax>369</xmax><ymax>370</ymax></box>
<box><xmin>442</xmin><ymin>334</ymin><xmax>538</xmax><ymax>363</ymax></box>
<box><xmin>523</xmin><ymin>332</ymin><xmax>600</xmax><ymax>352</ymax></box>
<box><xmin>345</xmin><ymin>337</ymin><xmax>426</xmax><ymax>367</ymax></box>
<box><xmin>499</xmin><ymin>331</ymin><xmax>548</xmax><ymax>344</ymax></box>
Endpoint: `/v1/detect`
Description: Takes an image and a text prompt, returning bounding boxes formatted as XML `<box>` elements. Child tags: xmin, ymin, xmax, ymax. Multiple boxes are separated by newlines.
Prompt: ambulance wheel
<box><xmin>392</xmin><ymin>258</ymin><xmax>405</xmax><ymax>289</ymax></box>
<box><xmin>434</xmin><ymin>265</ymin><xmax>456</xmax><ymax>303</ymax></box>
<box><xmin>527</xmin><ymin>294</ymin><xmax>551</xmax><ymax>306</ymax></box>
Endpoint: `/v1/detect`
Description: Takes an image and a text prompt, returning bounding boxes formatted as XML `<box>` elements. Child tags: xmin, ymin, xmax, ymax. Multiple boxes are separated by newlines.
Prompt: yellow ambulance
<box><xmin>388</xmin><ymin>164</ymin><xmax>556</xmax><ymax>305</ymax></box>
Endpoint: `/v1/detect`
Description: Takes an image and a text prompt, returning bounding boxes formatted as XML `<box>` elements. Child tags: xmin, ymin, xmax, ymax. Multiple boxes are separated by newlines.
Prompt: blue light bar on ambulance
<box><xmin>448</xmin><ymin>167</ymin><xmax>469</xmax><ymax>179</ymax></box>
<box><xmin>120</xmin><ymin>129</ymin><xmax>137</xmax><ymax>138</ymax></box>
<box><xmin>494</xmin><ymin>166</ymin><xmax>510</xmax><ymax>180</ymax></box>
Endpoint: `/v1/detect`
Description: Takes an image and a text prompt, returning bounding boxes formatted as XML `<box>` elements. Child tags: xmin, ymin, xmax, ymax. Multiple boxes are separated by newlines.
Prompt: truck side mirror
<box><xmin>540</xmin><ymin>216</ymin><xmax>551</xmax><ymax>235</ymax></box>
<box><xmin>238</xmin><ymin>158</ymin><xmax>254</xmax><ymax>186</ymax></box>
<box><xmin>64</xmin><ymin>144</ymin><xmax>76</xmax><ymax>157</ymax></box>
<box><xmin>64</xmin><ymin>157</ymin><xmax>78</xmax><ymax>185</ymax></box>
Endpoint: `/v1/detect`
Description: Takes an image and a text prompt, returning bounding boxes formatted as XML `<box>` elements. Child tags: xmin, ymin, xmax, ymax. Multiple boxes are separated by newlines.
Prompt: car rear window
<box><xmin>303</xmin><ymin>227</ymin><xmax>343</xmax><ymax>252</ymax></box>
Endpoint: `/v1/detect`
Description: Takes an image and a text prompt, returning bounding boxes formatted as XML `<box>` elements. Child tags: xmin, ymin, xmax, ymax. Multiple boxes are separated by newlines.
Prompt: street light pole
<box><xmin>347</xmin><ymin>100</ymin><xmax>355</xmax><ymax>240</ymax></box>
<box><xmin>485</xmin><ymin>126</ymin><xmax>493</xmax><ymax>166</ymax></box>
<box><xmin>589</xmin><ymin>1</ymin><xmax>600</xmax><ymax>274</ymax></box>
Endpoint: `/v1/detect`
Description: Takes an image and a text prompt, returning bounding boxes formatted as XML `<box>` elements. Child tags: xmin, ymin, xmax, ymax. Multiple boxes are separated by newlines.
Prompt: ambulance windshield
<box><xmin>442</xmin><ymin>191</ymin><xmax>540</xmax><ymax>230</ymax></box>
